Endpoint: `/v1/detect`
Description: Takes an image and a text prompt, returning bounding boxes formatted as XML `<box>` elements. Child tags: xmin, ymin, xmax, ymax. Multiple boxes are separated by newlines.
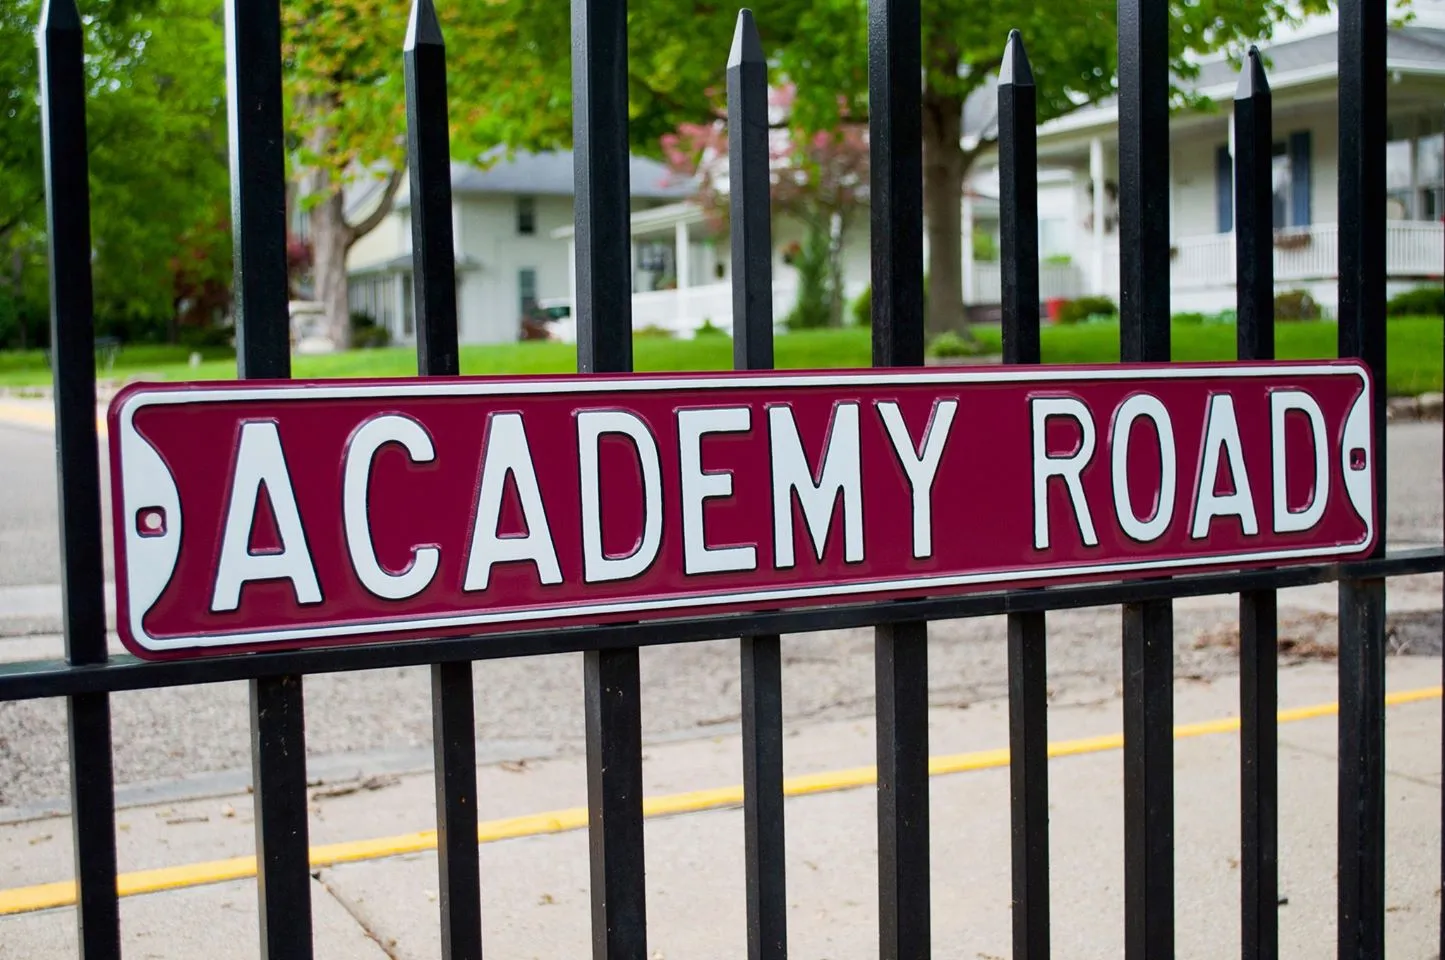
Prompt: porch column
<box><xmin>567</xmin><ymin>237</ymin><xmax>577</xmax><ymax>316</ymax></box>
<box><xmin>961</xmin><ymin>191</ymin><xmax>975</xmax><ymax>305</ymax></box>
<box><xmin>392</xmin><ymin>271</ymin><xmax>406</xmax><ymax>339</ymax></box>
<box><xmin>675</xmin><ymin>219</ymin><xmax>691</xmax><ymax>328</ymax></box>
<box><xmin>1089</xmin><ymin>136</ymin><xmax>1106</xmax><ymax>296</ymax></box>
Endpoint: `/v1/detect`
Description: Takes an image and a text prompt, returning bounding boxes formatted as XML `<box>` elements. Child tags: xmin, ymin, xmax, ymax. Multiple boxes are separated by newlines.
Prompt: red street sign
<box><xmin>109</xmin><ymin>363</ymin><xmax>1375</xmax><ymax>659</ymax></box>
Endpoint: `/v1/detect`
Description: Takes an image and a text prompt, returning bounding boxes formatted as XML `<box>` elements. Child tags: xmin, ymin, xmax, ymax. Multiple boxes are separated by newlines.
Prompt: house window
<box><xmin>517</xmin><ymin>196</ymin><xmax>536</xmax><ymax>235</ymax></box>
<box><xmin>1385</xmin><ymin>115</ymin><xmax>1445</xmax><ymax>221</ymax></box>
<box><xmin>1218</xmin><ymin>132</ymin><xmax>1312</xmax><ymax>231</ymax></box>
<box><xmin>518</xmin><ymin>267</ymin><xmax>538</xmax><ymax>317</ymax></box>
<box><xmin>1418</xmin><ymin>134</ymin><xmax>1444</xmax><ymax>221</ymax></box>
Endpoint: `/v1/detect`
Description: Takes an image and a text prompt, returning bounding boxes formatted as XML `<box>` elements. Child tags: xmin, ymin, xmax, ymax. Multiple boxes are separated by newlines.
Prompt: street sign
<box><xmin>109</xmin><ymin>363</ymin><xmax>1375</xmax><ymax>658</ymax></box>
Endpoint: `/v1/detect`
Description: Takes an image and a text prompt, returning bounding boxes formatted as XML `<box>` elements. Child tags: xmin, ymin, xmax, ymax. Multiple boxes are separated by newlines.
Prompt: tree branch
<box><xmin>343</xmin><ymin>167</ymin><xmax>404</xmax><ymax>245</ymax></box>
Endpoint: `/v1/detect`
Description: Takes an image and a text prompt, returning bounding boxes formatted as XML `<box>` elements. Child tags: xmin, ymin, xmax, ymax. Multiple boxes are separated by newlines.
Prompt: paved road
<box><xmin>0</xmin><ymin>419</ymin><xmax>1440</xmax><ymax>811</ymax></box>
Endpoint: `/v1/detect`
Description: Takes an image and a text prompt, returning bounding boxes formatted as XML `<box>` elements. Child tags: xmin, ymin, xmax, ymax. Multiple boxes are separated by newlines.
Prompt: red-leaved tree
<box><xmin>661</xmin><ymin>85</ymin><xmax>868</xmax><ymax>327</ymax></box>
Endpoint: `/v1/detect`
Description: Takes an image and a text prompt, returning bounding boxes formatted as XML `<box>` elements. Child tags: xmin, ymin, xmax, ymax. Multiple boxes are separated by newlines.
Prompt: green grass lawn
<box><xmin>0</xmin><ymin>317</ymin><xmax>1440</xmax><ymax>395</ymax></box>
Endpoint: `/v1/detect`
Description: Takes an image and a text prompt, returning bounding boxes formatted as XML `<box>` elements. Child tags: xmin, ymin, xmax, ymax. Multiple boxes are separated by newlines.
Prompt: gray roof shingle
<box><xmin>448</xmin><ymin>149</ymin><xmax>693</xmax><ymax>199</ymax></box>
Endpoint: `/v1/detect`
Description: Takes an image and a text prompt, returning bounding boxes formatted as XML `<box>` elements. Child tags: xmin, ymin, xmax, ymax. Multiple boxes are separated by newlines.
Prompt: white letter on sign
<box><xmin>463</xmin><ymin>412</ymin><xmax>563</xmax><ymax>591</ymax></box>
<box><xmin>770</xmin><ymin>402</ymin><xmax>863</xmax><ymax>568</ymax></box>
<box><xmin>678</xmin><ymin>407</ymin><xmax>757</xmax><ymax>574</ymax></box>
<box><xmin>211</xmin><ymin>421</ymin><xmax>322</xmax><ymax>612</ymax></box>
<box><xmin>1191</xmin><ymin>394</ymin><xmax>1259</xmax><ymax>538</ymax></box>
<box><xmin>1270</xmin><ymin>390</ymin><xmax>1329</xmax><ymax>533</ymax></box>
<box><xmin>1031</xmin><ymin>397</ymin><xmax>1099</xmax><ymax>550</ymax></box>
<box><xmin>1110</xmin><ymin>394</ymin><xmax>1176</xmax><ymax>543</ymax></box>
<box><xmin>877</xmin><ymin>399</ymin><xmax>957</xmax><ymax>559</ymax></box>
<box><xmin>343</xmin><ymin>414</ymin><xmax>440</xmax><ymax>600</ymax></box>
<box><xmin>578</xmin><ymin>410</ymin><xmax>663</xmax><ymax>583</ymax></box>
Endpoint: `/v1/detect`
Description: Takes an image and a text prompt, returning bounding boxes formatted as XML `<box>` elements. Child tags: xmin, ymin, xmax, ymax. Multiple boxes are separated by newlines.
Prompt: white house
<box><xmin>345</xmin><ymin>150</ymin><xmax>691</xmax><ymax>345</ymax></box>
<box><xmin>975</xmin><ymin>17</ymin><xmax>1445</xmax><ymax>315</ymax></box>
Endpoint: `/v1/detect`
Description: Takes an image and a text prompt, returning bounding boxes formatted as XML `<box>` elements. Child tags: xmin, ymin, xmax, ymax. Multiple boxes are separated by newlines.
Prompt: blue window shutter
<box><xmin>1290</xmin><ymin>131</ymin><xmax>1311</xmax><ymax>226</ymax></box>
<box><xmin>1216</xmin><ymin>145</ymin><xmax>1233</xmax><ymax>232</ymax></box>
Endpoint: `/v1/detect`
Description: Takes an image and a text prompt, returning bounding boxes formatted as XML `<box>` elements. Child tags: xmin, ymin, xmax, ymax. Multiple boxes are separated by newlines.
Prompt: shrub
<box><xmin>1057</xmin><ymin>296</ymin><xmax>1117</xmax><ymax>325</ymax></box>
<box><xmin>1173</xmin><ymin>311</ymin><xmax>1207</xmax><ymax>325</ymax></box>
<box><xmin>694</xmin><ymin>318</ymin><xmax>726</xmax><ymax>336</ymax></box>
<box><xmin>927</xmin><ymin>331</ymin><xmax>985</xmax><ymax>359</ymax></box>
<box><xmin>350</xmin><ymin>310</ymin><xmax>392</xmax><ymax>349</ymax></box>
<box><xmin>633</xmin><ymin>324</ymin><xmax>675</xmax><ymax>339</ymax></box>
<box><xmin>851</xmin><ymin>286</ymin><xmax>871</xmax><ymax>327</ymax></box>
<box><xmin>972</xmin><ymin>228</ymin><xmax>999</xmax><ymax>262</ymax></box>
<box><xmin>1385</xmin><ymin>285</ymin><xmax>1444</xmax><ymax>317</ymax></box>
<box><xmin>1043</xmin><ymin>253</ymin><xmax>1073</xmax><ymax>266</ymax></box>
<box><xmin>784</xmin><ymin>226</ymin><xmax>833</xmax><ymax>330</ymax></box>
<box><xmin>1274</xmin><ymin>290</ymin><xmax>1321</xmax><ymax>321</ymax></box>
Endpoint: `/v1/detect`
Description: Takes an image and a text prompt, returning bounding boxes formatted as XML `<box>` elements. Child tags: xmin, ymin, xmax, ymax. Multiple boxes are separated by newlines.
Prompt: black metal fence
<box><xmin>2</xmin><ymin>0</ymin><xmax>1440</xmax><ymax>956</ymax></box>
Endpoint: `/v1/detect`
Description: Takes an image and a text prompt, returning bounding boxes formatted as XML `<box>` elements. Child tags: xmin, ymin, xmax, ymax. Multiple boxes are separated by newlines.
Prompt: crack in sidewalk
<box><xmin>315</xmin><ymin>869</ymin><xmax>404</xmax><ymax>960</ymax></box>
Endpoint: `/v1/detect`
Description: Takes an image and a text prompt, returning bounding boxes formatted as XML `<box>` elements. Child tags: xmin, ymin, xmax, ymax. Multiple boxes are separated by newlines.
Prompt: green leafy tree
<box><xmin>767</xmin><ymin>0</ymin><xmax>1331</xmax><ymax>334</ymax></box>
<box><xmin>282</xmin><ymin>0</ymin><xmax>739</xmax><ymax>346</ymax></box>
<box><xmin>1</xmin><ymin>0</ymin><xmax>229</xmax><ymax>343</ymax></box>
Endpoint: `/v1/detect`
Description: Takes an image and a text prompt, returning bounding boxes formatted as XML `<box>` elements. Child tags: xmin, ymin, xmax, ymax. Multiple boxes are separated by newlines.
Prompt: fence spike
<box><xmin>405</xmin><ymin>0</ymin><xmax>444</xmax><ymax>51</ymax></box>
<box><xmin>999</xmin><ymin>29</ymin><xmax>1033</xmax><ymax>87</ymax></box>
<box><xmin>39</xmin><ymin>0</ymin><xmax>81</xmax><ymax>34</ymax></box>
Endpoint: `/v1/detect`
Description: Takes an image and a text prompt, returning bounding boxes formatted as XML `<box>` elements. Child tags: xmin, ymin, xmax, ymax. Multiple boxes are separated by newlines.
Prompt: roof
<box><xmin>1033</xmin><ymin>26</ymin><xmax>1445</xmax><ymax>144</ymax></box>
<box><xmin>446</xmin><ymin>149</ymin><xmax>693</xmax><ymax>200</ymax></box>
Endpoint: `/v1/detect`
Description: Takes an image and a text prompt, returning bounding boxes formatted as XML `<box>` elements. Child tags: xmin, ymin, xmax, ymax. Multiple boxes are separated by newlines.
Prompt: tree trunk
<box><xmin>922</xmin><ymin>80</ymin><xmax>966</xmax><ymax>338</ymax></box>
<box><xmin>311</xmin><ymin>186</ymin><xmax>353</xmax><ymax>349</ymax></box>
<box><xmin>828</xmin><ymin>214</ymin><xmax>847</xmax><ymax>326</ymax></box>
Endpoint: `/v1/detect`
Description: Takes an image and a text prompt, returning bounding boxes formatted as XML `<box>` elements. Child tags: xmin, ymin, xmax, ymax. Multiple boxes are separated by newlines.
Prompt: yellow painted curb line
<box><xmin>0</xmin><ymin>402</ymin><xmax>107</xmax><ymax>440</ymax></box>
<box><xmin>1</xmin><ymin>684</ymin><xmax>1439</xmax><ymax>916</ymax></box>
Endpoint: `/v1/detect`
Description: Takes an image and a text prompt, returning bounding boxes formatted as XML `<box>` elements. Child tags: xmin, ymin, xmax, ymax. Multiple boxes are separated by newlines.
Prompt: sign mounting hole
<box><xmin>1349</xmin><ymin>447</ymin><xmax>1367</xmax><ymax>471</ymax></box>
<box><xmin>137</xmin><ymin>507</ymin><xmax>167</xmax><ymax>537</ymax></box>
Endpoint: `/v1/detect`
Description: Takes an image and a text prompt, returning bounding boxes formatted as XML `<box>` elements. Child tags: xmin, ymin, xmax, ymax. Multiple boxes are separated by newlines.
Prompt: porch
<box><xmin>1080</xmin><ymin>219</ymin><xmax>1444</xmax><ymax>314</ymax></box>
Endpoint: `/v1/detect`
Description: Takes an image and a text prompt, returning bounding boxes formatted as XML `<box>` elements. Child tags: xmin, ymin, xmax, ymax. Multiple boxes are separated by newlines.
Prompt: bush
<box><xmin>694</xmin><ymin>318</ymin><xmax>726</xmax><ymax>336</ymax></box>
<box><xmin>1386</xmin><ymin>285</ymin><xmax>1444</xmax><ymax>317</ymax></box>
<box><xmin>350</xmin><ymin>310</ymin><xmax>392</xmax><ymax>349</ymax></box>
<box><xmin>1173</xmin><ymin>311</ymin><xmax>1208</xmax><ymax>325</ymax></box>
<box><xmin>633</xmin><ymin>324</ymin><xmax>675</xmax><ymax>339</ymax></box>
<box><xmin>1057</xmin><ymin>296</ymin><xmax>1118</xmax><ymax>325</ymax></box>
<box><xmin>784</xmin><ymin>226</ymin><xmax>833</xmax><ymax>330</ymax></box>
<box><xmin>972</xmin><ymin>228</ymin><xmax>999</xmax><ymax>262</ymax></box>
<box><xmin>927</xmin><ymin>331</ymin><xmax>985</xmax><ymax>359</ymax></box>
<box><xmin>1274</xmin><ymin>290</ymin><xmax>1321</xmax><ymax>322</ymax></box>
<box><xmin>851</xmin><ymin>286</ymin><xmax>871</xmax><ymax>327</ymax></box>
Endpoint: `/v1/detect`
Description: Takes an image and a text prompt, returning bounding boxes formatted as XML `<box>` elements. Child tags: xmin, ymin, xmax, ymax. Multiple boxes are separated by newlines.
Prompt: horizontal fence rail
<box><xmin>13</xmin><ymin>0</ymin><xmax>1441</xmax><ymax>957</ymax></box>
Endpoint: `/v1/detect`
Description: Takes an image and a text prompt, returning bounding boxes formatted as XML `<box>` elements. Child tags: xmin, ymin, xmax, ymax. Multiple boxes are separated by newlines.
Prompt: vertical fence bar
<box><xmin>38</xmin><ymin>3</ymin><xmax>120</xmax><ymax>956</ymax></box>
<box><xmin>998</xmin><ymin>31</ymin><xmax>1049</xmax><ymax>960</ymax></box>
<box><xmin>868</xmin><ymin>0</ymin><xmax>928</xmax><ymax>953</ymax></box>
<box><xmin>728</xmin><ymin>11</ymin><xmax>786</xmax><ymax>960</ymax></box>
<box><xmin>226</xmin><ymin>0</ymin><xmax>313</xmax><ymax>952</ymax></box>
<box><xmin>405</xmin><ymin>3</ymin><xmax>482</xmax><ymax>957</ymax></box>
<box><xmin>1233</xmin><ymin>49</ymin><xmax>1279</xmax><ymax>960</ymax></box>
<box><xmin>573</xmin><ymin>0</ymin><xmax>646</xmax><ymax>954</ymax></box>
<box><xmin>1116</xmin><ymin>0</ymin><xmax>1174</xmax><ymax>955</ymax></box>
<box><xmin>1337</xmin><ymin>0</ymin><xmax>1388</xmax><ymax>955</ymax></box>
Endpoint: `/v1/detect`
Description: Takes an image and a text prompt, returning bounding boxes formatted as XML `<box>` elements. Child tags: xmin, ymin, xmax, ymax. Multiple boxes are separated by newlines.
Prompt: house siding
<box><xmin>456</xmin><ymin>194</ymin><xmax>573</xmax><ymax>343</ymax></box>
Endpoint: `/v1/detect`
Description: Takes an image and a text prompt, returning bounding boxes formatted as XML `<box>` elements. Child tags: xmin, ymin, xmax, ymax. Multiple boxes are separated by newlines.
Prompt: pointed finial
<box><xmin>999</xmin><ymin>29</ymin><xmax>1034</xmax><ymax>87</ymax></box>
<box><xmin>40</xmin><ymin>0</ymin><xmax>81</xmax><ymax>35</ymax></box>
<box><xmin>728</xmin><ymin>9</ymin><xmax>764</xmax><ymax>68</ymax></box>
<box><xmin>1235</xmin><ymin>45</ymin><xmax>1269</xmax><ymax>100</ymax></box>
<box><xmin>405</xmin><ymin>0</ymin><xmax>444</xmax><ymax>51</ymax></box>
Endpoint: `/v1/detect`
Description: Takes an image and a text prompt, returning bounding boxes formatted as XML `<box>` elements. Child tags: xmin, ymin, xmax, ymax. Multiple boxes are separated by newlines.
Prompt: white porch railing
<box><xmin>552</xmin><ymin>275</ymin><xmax>800</xmax><ymax>342</ymax></box>
<box><xmin>968</xmin><ymin>261</ymin><xmax>1082</xmax><ymax>304</ymax></box>
<box><xmin>1145</xmin><ymin>220</ymin><xmax>1442</xmax><ymax>293</ymax></box>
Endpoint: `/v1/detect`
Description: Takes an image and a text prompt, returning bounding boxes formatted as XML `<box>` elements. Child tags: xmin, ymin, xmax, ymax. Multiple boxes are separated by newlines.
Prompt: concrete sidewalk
<box><xmin>0</xmin><ymin>658</ymin><xmax>1440</xmax><ymax>959</ymax></box>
